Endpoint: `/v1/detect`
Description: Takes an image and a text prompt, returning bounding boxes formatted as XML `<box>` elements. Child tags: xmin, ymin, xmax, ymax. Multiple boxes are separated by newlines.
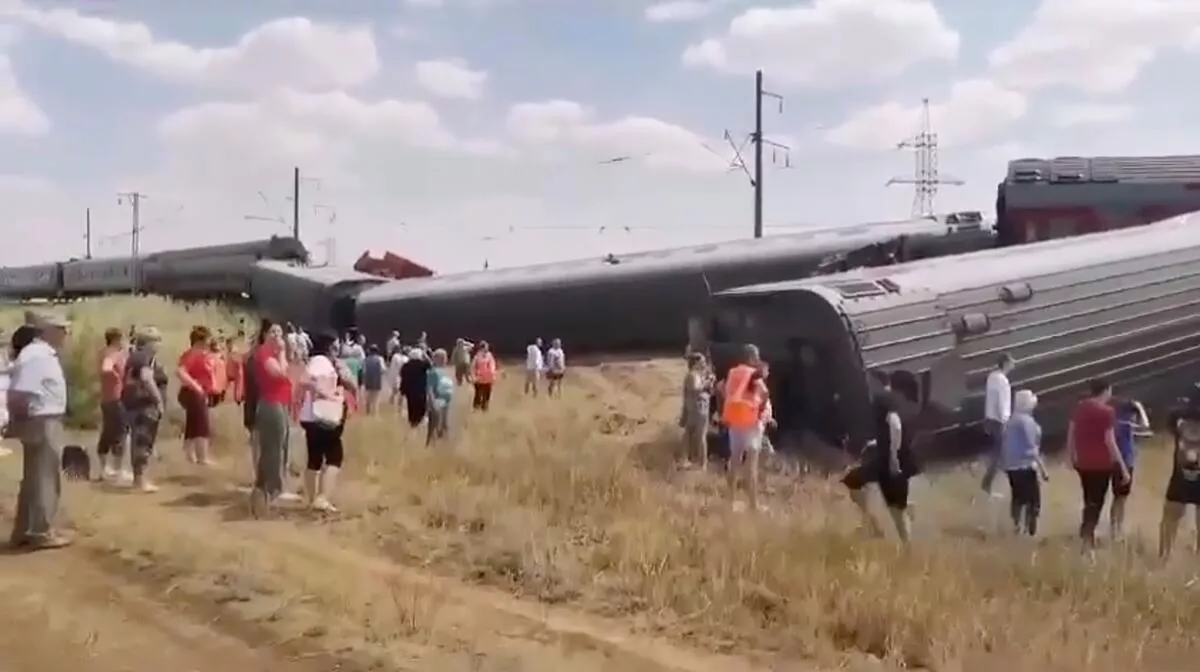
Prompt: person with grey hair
<box><xmin>8</xmin><ymin>312</ymin><xmax>72</xmax><ymax>551</ymax></box>
<box><xmin>122</xmin><ymin>327</ymin><xmax>168</xmax><ymax>492</ymax></box>
<box><xmin>426</xmin><ymin>348</ymin><xmax>455</xmax><ymax>445</ymax></box>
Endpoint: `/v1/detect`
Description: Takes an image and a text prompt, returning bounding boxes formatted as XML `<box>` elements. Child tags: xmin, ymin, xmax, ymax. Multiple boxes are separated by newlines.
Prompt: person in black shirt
<box><xmin>1159</xmin><ymin>390</ymin><xmax>1200</xmax><ymax>560</ymax></box>
<box><xmin>842</xmin><ymin>370</ymin><xmax>921</xmax><ymax>543</ymax></box>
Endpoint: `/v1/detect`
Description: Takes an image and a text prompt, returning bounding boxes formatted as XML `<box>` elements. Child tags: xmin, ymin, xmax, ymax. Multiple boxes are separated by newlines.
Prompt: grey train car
<box><xmin>61</xmin><ymin>258</ymin><xmax>138</xmax><ymax>296</ymax></box>
<box><xmin>354</xmin><ymin>215</ymin><xmax>995</xmax><ymax>356</ymax></box>
<box><xmin>251</xmin><ymin>261</ymin><xmax>387</xmax><ymax>333</ymax></box>
<box><xmin>706</xmin><ymin>211</ymin><xmax>1200</xmax><ymax>462</ymax></box>
<box><xmin>147</xmin><ymin>236</ymin><xmax>310</xmax><ymax>264</ymax></box>
<box><xmin>142</xmin><ymin>253</ymin><xmax>262</xmax><ymax>300</ymax></box>
<box><xmin>0</xmin><ymin>264</ymin><xmax>60</xmax><ymax>300</ymax></box>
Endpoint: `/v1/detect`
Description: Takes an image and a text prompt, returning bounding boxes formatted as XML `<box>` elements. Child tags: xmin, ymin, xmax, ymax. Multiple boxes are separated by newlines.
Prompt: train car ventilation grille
<box><xmin>999</xmin><ymin>282</ymin><xmax>1033</xmax><ymax>303</ymax></box>
<box><xmin>953</xmin><ymin>312</ymin><xmax>991</xmax><ymax>337</ymax></box>
<box><xmin>829</xmin><ymin>280</ymin><xmax>888</xmax><ymax>299</ymax></box>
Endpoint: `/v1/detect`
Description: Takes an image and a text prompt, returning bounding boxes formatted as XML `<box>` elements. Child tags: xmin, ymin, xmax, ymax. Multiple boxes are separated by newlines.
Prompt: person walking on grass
<box><xmin>1160</xmin><ymin>392</ymin><xmax>1200</xmax><ymax>561</ymax></box>
<box><xmin>400</xmin><ymin>348</ymin><xmax>430</xmax><ymax>427</ymax></box>
<box><xmin>361</xmin><ymin>344</ymin><xmax>385</xmax><ymax>415</ymax></box>
<box><xmin>250</xmin><ymin>322</ymin><xmax>296</xmax><ymax>519</ymax></box>
<box><xmin>1001</xmin><ymin>389</ymin><xmax>1048</xmax><ymax>536</ymax></box>
<box><xmin>680</xmin><ymin>352</ymin><xmax>713</xmax><ymax>470</ymax></box>
<box><xmin>546</xmin><ymin>338</ymin><xmax>566</xmax><ymax>398</ymax></box>
<box><xmin>1067</xmin><ymin>378</ymin><xmax>1130</xmax><ymax>552</ymax></box>
<box><xmin>452</xmin><ymin>338</ymin><xmax>473</xmax><ymax>386</ymax></box>
<box><xmin>981</xmin><ymin>353</ymin><xmax>1016</xmax><ymax>498</ymax></box>
<box><xmin>97</xmin><ymin>327</ymin><xmax>130</xmax><ymax>483</ymax></box>
<box><xmin>122</xmin><ymin>327</ymin><xmax>168</xmax><ymax>493</ymax></box>
<box><xmin>1108</xmin><ymin>396</ymin><xmax>1150</xmax><ymax>541</ymax></box>
<box><xmin>842</xmin><ymin>371</ymin><xmax>921</xmax><ymax>544</ymax></box>
<box><xmin>524</xmin><ymin>338</ymin><xmax>544</xmax><ymax>396</ymax></box>
<box><xmin>299</xmin><ymin>332</ymin><xmax>354</xmax><ymax>513</ymax></box>
<box><xmin>386</xmin><ymin>344</ymin><xmax>407</xmax><ymax>407</ymax></box>
<box><xmin>723</xmin><ymin>344</ymin><xmax>770</xmax><ymax>513</ymax></box>
<box><xmin>177</xmin><ymin>326</ymin><xmax>215</xmax><ymax>466</ymax></box>
<box><xmin>426</xmin><ymin>348</ymin><xmax>455</xmax><ymax>445</ymax></box>
<box><xmin>470</xmin><ymin>341</ymin><xmax>497</xmax><ymax>412</ymax></box>
<box><xmin>8</xmin><ymin>312</ymin><xmax>72</xmax><ymax>551</ymax></box>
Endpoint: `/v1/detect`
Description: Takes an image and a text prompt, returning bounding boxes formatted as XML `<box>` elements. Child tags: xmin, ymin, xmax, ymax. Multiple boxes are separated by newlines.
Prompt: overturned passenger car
<box><xmin>704</xmin><ymin>211</ymin><xmax>1200</xmax><ymax>462</ymax></box>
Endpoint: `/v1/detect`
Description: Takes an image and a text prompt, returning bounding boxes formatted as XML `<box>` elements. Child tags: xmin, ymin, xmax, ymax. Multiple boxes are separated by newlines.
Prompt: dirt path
<box><xmin>0</xmin><ymin>447</ymin><xmax>773</xmax><ymax>672</ymax></box>
<box><xmin>0</xmin><ymin>541</ymin><xmax>338</xmax><ymax>672</ymax></box>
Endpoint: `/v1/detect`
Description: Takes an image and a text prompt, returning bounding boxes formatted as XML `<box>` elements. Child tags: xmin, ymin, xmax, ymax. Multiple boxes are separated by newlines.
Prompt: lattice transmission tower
<box><xmin>886</xmin><ymin>98</ymin><xmax>963</xmax><ymax>217</ymax></box>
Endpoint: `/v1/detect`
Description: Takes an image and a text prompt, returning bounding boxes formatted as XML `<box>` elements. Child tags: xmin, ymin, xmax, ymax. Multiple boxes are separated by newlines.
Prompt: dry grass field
<box><xmin>0</xmin><ymin>296</ymin><xmax>1198</xmax><ymax>672</ymax></box>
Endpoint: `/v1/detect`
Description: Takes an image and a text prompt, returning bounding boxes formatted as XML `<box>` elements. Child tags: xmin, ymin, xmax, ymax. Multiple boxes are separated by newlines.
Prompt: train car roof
<box><xmin>1006</xmin><ymin>154</ymin><xmax>1200</xmax><ymax>184</ymax></box>
<box><xmin>718</xmin><ymin>210</ymin><xmax>1200</xmax><ymax>305</ymax></box>
<box><xmin>252</xmin><ymin>260</ymin><xmax>386</xmax><ymax>288</ymax></box>
<box><xmin>144</xmin><ymin>236</ymin><xmax>307</xmax><ymax>261</ymax></box>
<box><xmin>357</xmin><ymin>215</ymin><xmax>982</xmax><ymax>304</ymax></box>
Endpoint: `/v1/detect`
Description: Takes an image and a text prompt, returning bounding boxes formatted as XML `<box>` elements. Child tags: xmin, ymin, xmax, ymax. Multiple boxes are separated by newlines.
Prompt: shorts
<box><xmin>842</xmin><ymin>461</ymin><xmax>911</xmax><ymax>510</ymax></box>
<box><xmin>547</xmin><ymin>371</ymin><xmax>565</xmax><ymax>381</ymax></box>
<box><xmin>1166</xmin><ymin>473</ymin><xmax>1200</xmax><ymax>505</ymax></box>
<box><xmin>728</xmin><ymin>427</ymin><xmax>762</xmax><ymax>464</ymax></box>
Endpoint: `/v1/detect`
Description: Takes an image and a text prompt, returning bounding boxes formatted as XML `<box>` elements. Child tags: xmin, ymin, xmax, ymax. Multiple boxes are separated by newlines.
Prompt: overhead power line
<box><xmin>886</xmin><ymin>98</ymin><xmax>964</xmax><ymax>217</ymax></box>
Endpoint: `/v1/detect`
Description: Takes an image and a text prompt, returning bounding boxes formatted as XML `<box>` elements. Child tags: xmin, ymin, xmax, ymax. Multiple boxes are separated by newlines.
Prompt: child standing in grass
<box><xmin>1001</xmin><ymin>389</ymin><xmax>1048</xmax><ymax>536</ymax></box>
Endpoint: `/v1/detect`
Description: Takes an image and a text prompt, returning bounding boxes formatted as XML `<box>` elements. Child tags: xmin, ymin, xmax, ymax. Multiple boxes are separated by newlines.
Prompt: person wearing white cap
<box><xmin>7</xmin><ymin>311</ymin><xmax>72</xmax><ymax>551</ymax></box>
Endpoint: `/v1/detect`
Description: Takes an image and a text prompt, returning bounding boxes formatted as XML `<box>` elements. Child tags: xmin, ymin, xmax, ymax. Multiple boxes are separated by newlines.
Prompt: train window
<box><xmin>829</xmin><ymin>280</ymin><xmax>887</xmax><ymax>299</ymax></box>
<box><xmin>877</xmin><ymin>278</ymin><xmax>901</xmax><ymax>293</ymax></box>
<box><xmin>998</xmin><ymin>282</ymin><xmax>1033</xmax><ymax>303</ymax></box>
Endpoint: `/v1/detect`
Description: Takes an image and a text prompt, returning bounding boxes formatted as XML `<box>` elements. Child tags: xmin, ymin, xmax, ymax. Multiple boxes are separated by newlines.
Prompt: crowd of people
<box><xmin>1</xmin><ymin>311</ymin><xmax>572</xmax><ymax>552</ymax></box>
<box><xmin>686</xmin><ymin>344</ymin><xmax>1200</xmax><ymax>557</ymax></box>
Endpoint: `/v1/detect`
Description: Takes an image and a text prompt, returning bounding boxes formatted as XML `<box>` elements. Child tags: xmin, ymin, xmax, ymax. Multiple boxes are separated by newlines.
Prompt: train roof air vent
<box><xmin>953</xmin><ymin>312</ymin><xmax>991</xmax><ymax>337</ymax></box>
<box><xmin>830</xmin><ymin>280</ymin><xmax>888</xmax><ymax>299</ymax></box>
<box><xmin>999</xmin><ymin>282</ymin><xmax>1033</xmax><ymax>303</ymax></box>
<box><xmin>1012</xmin><ymin>169</ymin><xmax>1043</xmax><ymax>182</ymax></box>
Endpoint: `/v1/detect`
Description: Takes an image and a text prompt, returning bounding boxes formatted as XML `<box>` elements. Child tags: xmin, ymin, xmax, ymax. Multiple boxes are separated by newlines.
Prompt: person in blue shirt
<box><xmin>425</xmin><ymin>349</ymin><xmax>455</xmax><ymax>446</ymax></box>
<box><xmin>1001</xmin><ymin>389</ymin><xmax>1048</xmax><ymax>536</ymax></box>
<box><xmin>1110</xmin><ymin>396</ymin><xmax>1149</xmax><ymax>541</ymax></box>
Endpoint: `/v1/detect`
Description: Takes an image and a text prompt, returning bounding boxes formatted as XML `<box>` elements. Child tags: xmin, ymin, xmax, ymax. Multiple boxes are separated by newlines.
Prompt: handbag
<box><xmin>312</xmin><ymin>393</ymin><xmax>344</xmax><ymax>427</ymax></box>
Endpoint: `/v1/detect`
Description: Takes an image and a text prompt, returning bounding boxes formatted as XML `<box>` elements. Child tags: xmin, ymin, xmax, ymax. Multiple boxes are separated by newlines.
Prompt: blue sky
<box><xmin>1</xmin><ymin>0</ymin><xmax>1198</xmax><ymax>271</ymax></box>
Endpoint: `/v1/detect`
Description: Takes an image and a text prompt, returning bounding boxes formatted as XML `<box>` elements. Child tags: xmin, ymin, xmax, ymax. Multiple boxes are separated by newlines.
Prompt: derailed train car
<box><xmin>354</xmin><ymin>214</ymin><xmax>995</xmax><ymax>356</ymax></box>
<box><xmin>251</xmin><ymin>261</ymin><xmax>387</xmax><ymax>333</ymax></box>
<box><xmin>705</xmin><ymin>212</ymin><xmax>1200</xmax><ymax>462</ymax></box>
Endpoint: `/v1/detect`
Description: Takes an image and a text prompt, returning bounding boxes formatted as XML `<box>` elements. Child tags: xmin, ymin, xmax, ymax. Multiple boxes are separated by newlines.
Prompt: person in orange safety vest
<box><xmin>722</xmin><ymin>344</ymin><xmax>770</xmax><ymax>513</ymax></box>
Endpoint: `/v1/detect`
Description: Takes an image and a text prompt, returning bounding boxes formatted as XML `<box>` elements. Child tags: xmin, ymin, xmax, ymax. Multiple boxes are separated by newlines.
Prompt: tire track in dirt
<box><xmin>0</xmin><ymin>461</ymin><xmax>773</xmax><ymax>672</ymax></box>
<box><xmin>0</xmin><ymin>541</ymin><xmax>344</xmax><ymax>672</ymax></box>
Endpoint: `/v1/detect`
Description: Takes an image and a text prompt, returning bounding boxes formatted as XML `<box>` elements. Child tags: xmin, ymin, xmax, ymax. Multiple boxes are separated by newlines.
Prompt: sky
<box><xmin>0</xmin><ymin>0</ymin><xmax>1198</xmax><ymax>273</ymax></box>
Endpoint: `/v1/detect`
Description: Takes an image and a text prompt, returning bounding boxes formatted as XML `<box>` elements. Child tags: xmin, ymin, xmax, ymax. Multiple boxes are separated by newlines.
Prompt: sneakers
<box><xmin>133</xmin><ymin>477</ymin><xmax>159</xmax><ymax>493</ymax></box>
<box><xmin>12</xmin><ymin>532</ymin><xmax>72</xmax><ymax>552</ymax></box>
<box><xmin>277</xmin><ymin>492</ymin><xmax>303</xmax><ymax>503</ymax></box>
<box><xmin>311</xmin><ymin>496</ymin><xmax>338</xmax><ymax>513</ymax></box>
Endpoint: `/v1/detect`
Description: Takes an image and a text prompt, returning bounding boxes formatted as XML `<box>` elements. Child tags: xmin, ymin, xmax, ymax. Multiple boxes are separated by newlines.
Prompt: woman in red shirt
<box><xmin>249</xmin><ymin>322</ymin><xmax>295</xmax><ymax>519</ymax></box>
<box><xmin>177</xmin><ymin>325</ymin><xmax>215</xmax><ymax>465</ymax></box>
<box><xmin>1067</xmin><ymin>377</ymin><xmax>1130</xmax><ymax>550</ymax></box>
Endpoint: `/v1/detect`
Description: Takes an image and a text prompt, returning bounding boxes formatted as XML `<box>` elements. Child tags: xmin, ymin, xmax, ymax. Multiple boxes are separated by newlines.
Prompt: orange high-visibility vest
<box><xmin>722</xmin><ymin>364</ymin><xmax>761</xmax><ymax>429</ymax></box>
<box><xmin>472</xmin><ymin>353</ymin><xmax>497</xmax><ymax>384</ymax></box>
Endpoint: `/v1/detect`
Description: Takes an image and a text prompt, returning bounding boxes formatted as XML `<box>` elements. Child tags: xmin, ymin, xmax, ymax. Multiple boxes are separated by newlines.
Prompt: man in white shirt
<box><xmin>525</xmin><ymin>338</ymin><xmax>544</xmax><ymax>397</ymax></box>
<box><xmin>7</xmin><ymin>312</ymin><xmax>71</xmax><ymax>551</ymax></box>
<box><xmin>981</xmin><ymin>353</ymin><xmax>1016</xmax><ymax>496</ymax></box>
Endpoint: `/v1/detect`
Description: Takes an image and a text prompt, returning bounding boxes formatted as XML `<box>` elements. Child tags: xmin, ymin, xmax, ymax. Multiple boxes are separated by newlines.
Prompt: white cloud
<box><xmin>825</xmin><ymin>79</ymin><xmax>1028</xmax><ymax>150</ymax></box>
<box><xmin>414</xmin><ymin>58</ymin><xmax>487</xmax><ymax>100</ymax></box>
<box><xmin>989</xmin><ymin>0</ymin><xmax>1200</xmax><ymax>94</ymax></box>
<box><xmin>1048</xmin><ymin>102</ymin><xmax>1133</xmax><ymax>127</ymax></box>
<box><xmin>645</xmin><ymin>1</ymin><xmax>719</xmax><ymax>23</ymax></box>
<box><xmin>404</xmin><ymin>0</ymin><xmax>444</xmax><ymax>6</ymax></box>
<box><xmin>0</xmin><ymin>51</ymin><xmax>48</xmax><ymax>135</ymax></box>
<box><xmin>682</xmin><ymin>0</ymin><xmax>959</xmax><ymax>87</ymax></box>
<box><xmin>3</xmin><ymin>8</ymin><xmax>379</xmax><ymax>92</ymax></box>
